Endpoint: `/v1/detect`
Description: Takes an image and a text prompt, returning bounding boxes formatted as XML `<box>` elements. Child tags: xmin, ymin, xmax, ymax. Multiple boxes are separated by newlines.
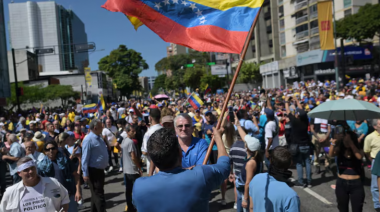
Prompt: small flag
<box><xmin>83</xmin><ymin>103</ymin><xmax>98</xmax><ymax>114</ymax></box>
<box><xmin>40</xmin><ymin>104</ymin><xmax>45</xmax><ymax>114</ymax></box>
<box><xmin>204</xmin><ymin>84</ymin><xmax>211</xmax><ymax>95</ymax></box>
<box><xmin>345</xmin><ymin>75</ymin><xmax>351</xmax><ymax>79</ymax></box>
<box><xmin>188</xmin><ymin>92</ymin><xmax>204</xmax><ymax>110</ymax></box>
<box><xmin>149</xmin><ymin>92</ymin><xmax>153</xmax><ymax>99</ymax></box>
<box><xmin>98</xmin><ymin>94</ymin><xmax>106</xmax><ymax>112</ymax></box>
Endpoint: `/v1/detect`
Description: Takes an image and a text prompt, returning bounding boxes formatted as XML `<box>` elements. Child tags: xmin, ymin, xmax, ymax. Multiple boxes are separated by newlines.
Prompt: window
<box><xmin>264</xmin><ymin>6</ymin><xmax>269</xmax><ymax>13</ymax></box>
<box><xmin>280</xmin><ymin>32</ymin><xmax>286</xmax><ymax>45</ymax></box>
<box><xmin>310</xmin><ymin>20</ymin><xmax>318</xmax><ymax>28</ymax></box>
<box><xmin>281</xmin><ymin>46</ymin><xmax>286</xmax><ymax>58</ymax></box>
<box><xmin>279</xmin><ymin>19</ymin><xmax>285</xmax><ymax>31</ymax></box>
<box><xmin>279</xmin><ymin>6</ymin><xmax>284</xmax><ymax>17</ymax></box>
<box><xmin>295</xmin><ymin>24</ymin><xmax>308</xmax><ymax>33</ymax></box>
<box><xmin>266</xmin><ymin>19</ymin><xmax>271</xmax><ymax>27</ymax></box>
<box><xmin>344</xmin><ymin>8</ymin><xmax>352</xmax><ymax>17</ymax></box>
<box><xmin>344</xmin><ymin>0</ymin><xmax>352</xmax><ymax>9</ymax></box>
<box><xmin>309</xmin><ymin>4</ymin><xmax>317</xmax><ymax>13</ymax></box>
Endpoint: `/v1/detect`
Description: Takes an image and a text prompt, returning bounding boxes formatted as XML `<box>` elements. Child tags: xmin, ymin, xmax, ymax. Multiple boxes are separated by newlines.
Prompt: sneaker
<box><xmin>104</xmin><ymin>170</ymin><xmax>108</xmax><ymax>174</ymax></box>
<box><xmin>307</xmin><ymin>184</ymin><xmax>312</xmax><ymax>188</ymax></box>
<box><xmin>119</xmin><ymin>167</ymin><xmax>123</xmax><ymax>172</ymax></box>
<box><xmin>108</xmin><ymin>166</ymin><xmax>114</xmax><ymax>173</ymax></box>
<box><xmin>293</xmin><ymin>181</ymin><xmax>306</xmax><ymax>188</ymax></box>
<box><xmin>315</xmin><ymin>166</ymin><xmax>321</xmax><ymax>174</ymax></box>
<box><xmin>220</xmin><ymin>199</ymin><xmax>226</xmax><ymax>206</ymax></box>
<box><xmin>233</xmin><ymin>202</ymin><xmax>237</xmax><ymax>209</ymax></box>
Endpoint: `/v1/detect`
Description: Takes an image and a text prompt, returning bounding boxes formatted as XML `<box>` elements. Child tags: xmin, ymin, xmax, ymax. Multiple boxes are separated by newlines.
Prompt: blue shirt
<box><xmin>132</xmin><ymin>156</ymin><xmax>230</xmax><ymax>212</ymax></box>
<box><xmin>250</xmin><ymin>173</ymin><xmax>300</xmax><ymax>212</ymax></box>
<box><xmin>347</xmin><ymin>120</ymin><xmax>368</xmax><ymax>138</ymax></box>
<box><xmin>8</xmin><ymin>142</ymin><xmax>25</xmax><ymax>175</ymax></box>
<box><xmin>239</xmin><ymin>119</ymin><xmax>258</xmax><ymax>137</ymax></box>
<box><xmin>182</xmin><ymin>137</ymin><xmax>209</xmax><ymax>168</ymax></box>
<box><xmin>81</xmin><ymin>132</ymin><xmax>109</xmax><ymax>177</ymax></box>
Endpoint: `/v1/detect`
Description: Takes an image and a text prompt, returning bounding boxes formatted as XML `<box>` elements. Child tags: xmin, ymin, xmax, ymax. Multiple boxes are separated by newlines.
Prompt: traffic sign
<box><xmin>207</xmin><ymin>62</ymin><xmax>216</xmax><ymax>66</ymax></box>
<box><xmin>185</xmin><ymin>64</ymin><xmax>194</xmax><ymax>68</ymax></box>
<box><xmin>35</xmin><ymin>48</ymin><xmax>54</xmax><ymax>54</ymax></box>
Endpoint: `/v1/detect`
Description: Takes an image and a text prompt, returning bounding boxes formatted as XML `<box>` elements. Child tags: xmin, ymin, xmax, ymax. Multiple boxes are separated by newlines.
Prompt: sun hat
<box><xmin>32</xmin><ymin>131</ymin><xmax>46</xmax><ymax>142</ymax></box>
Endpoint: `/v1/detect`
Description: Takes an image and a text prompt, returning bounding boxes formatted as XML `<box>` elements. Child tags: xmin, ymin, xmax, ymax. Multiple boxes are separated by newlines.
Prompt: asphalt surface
<box><xmin>78</xmin><ymin>160</ymin><xmax>377</xmax><ymax>212</ymax></box>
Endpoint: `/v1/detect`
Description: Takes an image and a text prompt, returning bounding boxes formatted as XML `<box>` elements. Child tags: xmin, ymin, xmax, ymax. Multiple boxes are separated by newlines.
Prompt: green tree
<box><xmin>200</xmin><ymin>73</ymin><xmax>224</xmax><ymax>93</ymax></box>
<box><xmin>183</xmin><ymin>65</ymin><xmax>206</xmax><ymax>90</ymax></box>
<box><xmin>98</xmin><ymin>45</ymin><xmax>148</xmax><ymax>96</ymax></box>
<box><xmin>336</xmin><ymin>4</ymin><xmax>380</xmax><ymax>42</ymax></box>
<box><xmin>151</xmin><ymin>74</ymin><xmax>167</xmax><ymax>95</ymax></box>
<box><xmin>239</xmin><ymin>62</ymin><xmax>262</xmax><ymax>84</ymax></box>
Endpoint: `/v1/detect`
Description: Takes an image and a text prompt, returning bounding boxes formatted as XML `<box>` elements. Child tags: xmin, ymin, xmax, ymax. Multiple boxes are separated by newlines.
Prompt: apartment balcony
<box><xmin>264</xmin><ymin>11</ymin><xmax>271</xmax><ymax>19</ymax></box>
<box><xmin>309</xmin><ymin>36</ymin><xmax>320</xmax><ymax>45</ymax></box>
<box><xmin>279</xmin><ymin>25</ymin><xmax>285</xmax><ymax>32</ymax></box>
<box><xmin>278</xmin><ymin>0</ymin><xmax>283</xmax><ymax>5</ymax></box>
<box><xmin>266</xmin><ymin>25</ymin><xmax>272</xmax><ymax>33</ymax></box>
<box><xmin>310</xmin><ymin>27</ymin><xmax>319</xmax><ymax>36</ymax></box>
<box><xmin>310</xmin><ymin>11</ymin><xmax>318</xmax><ymax>20</ymax></box>
<box><xmin>309</xmin><ymin>0</ymin><xmax>318</xmax><ymax>4</ymax></box>
<box><xmin>295</xmin><ymin>30</ymin><xmax>309</xmax><ymax>40</ymax></box>
<box><xmin>296</xmin><ymin>15</ymin><xmax>308</xmax><ymax>25</ymax></box>
<box><xmin>295</xmin><ymin>1</ymin><xmax>308</xmax><ymax>11</ymax></box>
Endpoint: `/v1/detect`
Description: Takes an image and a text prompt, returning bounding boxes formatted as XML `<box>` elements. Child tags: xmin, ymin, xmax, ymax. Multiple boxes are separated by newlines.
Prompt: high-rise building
<box><xmin>0</xmin><ymin>0</ymin><xmax>10</xmax><ymax>98</ymax></box>
<box><xmin>8</xmin><ymin>1</ymin><xmax>89</xmax><ymax>75</ymax></box>
<box><xmin>167</xmin><ymin>43</ymin><xmax>187</xmax><ymax>57</ymax></box>
<box><xmin>260</xmin><ymin>0</ymin><xmax>375</xmax><ymax>88</ymax></box>
<box><xmin>147</xmin><ymin>76</ymin><xmax>156</xmax><ymax>90</ymax></box>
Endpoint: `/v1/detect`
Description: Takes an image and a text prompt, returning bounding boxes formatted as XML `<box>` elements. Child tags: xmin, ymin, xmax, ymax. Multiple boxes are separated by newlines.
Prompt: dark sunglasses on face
<box><xmin>45</xmin><ymin>147</ymin><xmax>57</xmax><ymax>151</ymax></box>
<box><xmin>176</xmin><ymin>124</ymin><xmax>192</xmax><ymax>129</ymax></box>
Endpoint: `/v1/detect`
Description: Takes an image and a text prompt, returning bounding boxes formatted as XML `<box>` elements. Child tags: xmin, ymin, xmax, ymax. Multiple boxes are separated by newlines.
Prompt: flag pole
<box><xmin>203</xmin><ymin>7</ymin><xmax>263</xmax><ymax>165</ymax></box>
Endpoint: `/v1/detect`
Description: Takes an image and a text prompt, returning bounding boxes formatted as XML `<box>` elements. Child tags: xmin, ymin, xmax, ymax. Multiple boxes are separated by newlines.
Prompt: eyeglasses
<box><xmin>45</xmin><ymin>147</ymin><xmax>57</xmax><ymax>151</ymax></box>
<box><xmin>176</xmin><ymin>124</ymin><xmax>192</xmax><ymax>129</ymax></box>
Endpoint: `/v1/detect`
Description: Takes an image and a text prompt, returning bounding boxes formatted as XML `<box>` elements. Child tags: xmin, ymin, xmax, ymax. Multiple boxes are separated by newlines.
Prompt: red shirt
<box><xmin>74</xmin><ymin>132</ymin><xmax>85</xmax><ymax>141</ymax></box>
<box><xmin>364</xmin><ymin>96</ymin><xmax>376</xmax><ymax>103</ymax></box>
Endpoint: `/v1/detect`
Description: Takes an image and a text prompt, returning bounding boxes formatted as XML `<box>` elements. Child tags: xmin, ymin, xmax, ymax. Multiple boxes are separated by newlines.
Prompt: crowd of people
<box><xmin>1</xmin><ymin>77</ymin><xmax>380</xmax><ymax>212</ymax></box>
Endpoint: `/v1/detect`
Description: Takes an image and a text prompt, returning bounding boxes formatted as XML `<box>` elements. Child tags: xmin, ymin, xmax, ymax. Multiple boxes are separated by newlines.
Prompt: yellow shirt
<box><xmin>60</xmin><ymin>117</ymin><xmax>67</xmax><ymax>127</ymax></box>
<box><xmin>216</xmin><ymin>108</ymin><xmax>221</xmax><ymax>116</ymax></box>
<box><xmin>68</xmin><ymin>112</ymin><xmax>75</xmax><ymax>123</ymax></box>
<box><xmin>364</xmin><ymin>131</ymin><xmax>380</xmax><ymax>158</ymax></box>
<box><xmin>7</xmin><ymin>122</ymin><xmax>14</xmax><ymax>131</ymax></box>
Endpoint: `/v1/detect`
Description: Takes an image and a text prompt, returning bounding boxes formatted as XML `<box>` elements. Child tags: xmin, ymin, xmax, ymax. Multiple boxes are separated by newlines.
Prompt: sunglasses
<box><xmin>176</xmin><ymin>124</ymin><xmax>192</xmax><ymax>129</ymax></box>
<box><xmin>45</xmin><ymin>147</ymin><xmax>57</xmax><ymax>151</ymax></box>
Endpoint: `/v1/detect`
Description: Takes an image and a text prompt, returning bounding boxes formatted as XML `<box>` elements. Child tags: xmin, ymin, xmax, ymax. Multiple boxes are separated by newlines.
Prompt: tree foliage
<box><xmin>336</xmin><ymin>4</ymin><xmax>380</xmax><ymax>42</ymax></box>
<box><xmin>151</xmin><ymin>74</ymin><xmax>167</xmax><ymax>95</ymax></box>
<box><xmin>239</xmin><ymin>62</ymin><xmax>262</xmax><ymax>84</ymax></box>
<box><xmin>98</xmin><ymin>45</ymin><xmax>148</xmax><ymax>95</ymax></box>
<box><xmin>7</xmin><ymin>83</ymin><xmax>80</xmax><ymax>108</ymax></box>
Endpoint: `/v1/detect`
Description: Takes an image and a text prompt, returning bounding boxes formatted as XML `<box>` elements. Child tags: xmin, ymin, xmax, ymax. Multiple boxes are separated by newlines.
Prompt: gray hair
<box><xmin>372</xmin><ymin>119</ymin><xmax>380</xmax><ymax>127</ymax></box>
<box><xmin>89</xmin><ymin>119</ymin><xmax>102</xmax><ymax>130</ymax></box>
<box><xmin>174</xmin><ymin>113</ymin><xmax>193</xmax><ymax>128</ymax></box>
<box><xmin>17</xmin><ymin>156</ymin><xmax>33</xmax><ymax>167</ymax></box>
<box><xmin>19</xmin><ymin>117</ymin><xmax>26</xmax><ymax>122</ymax></box>
<box><xmin>8</xmin><ymin>134</ymin><xmax>18</xmax><ymax>143</ymax></box>
<box><xmin>125</xmin><ymin>124</ymin><xmax>136</xmax><ymax>133</ymax></box>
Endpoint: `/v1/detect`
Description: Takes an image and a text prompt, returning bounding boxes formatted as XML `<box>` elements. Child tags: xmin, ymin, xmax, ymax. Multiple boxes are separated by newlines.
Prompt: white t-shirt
<box><xmin>117</xmin><ymin>107</ymin><xmax>126</xmax><ymax>119</ymax></box>
<box><xmin>265</xmin><ymin>121</ymin><xmax>279</xmax><ymax>150</ymax></box>
<box><xmin>141</xmin><ymin>124</ymin><xmax>163</xmax><ymax>154</ymax></box>
<box><xmin>19</xmin><ymin>180</ymin><xmax>48</xmax><ymax>212</ymax></box>
<box><xmin>102</xmin><ymin>126</ymin><xmax>118</xmax><ymax>146</ymax></box>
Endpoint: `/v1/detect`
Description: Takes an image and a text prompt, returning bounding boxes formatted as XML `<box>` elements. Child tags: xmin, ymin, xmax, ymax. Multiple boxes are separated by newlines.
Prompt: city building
<box><xmin>167</xmin><ymin>43</ymin><xmax>187</xmax><ymax>57</ymax></box>
<box><xmin>147</xmin><ymin>76</ymin><xmax>156</xmax><ymax>90</ymax></box>
<box><xmin>8</xmin><ymin>1</ymin><xmax>89</xmax><ymax>76</ymax></box>
<box><xmin>271</xmin><ymin>0</ymin><xmax>375</xmax><ymax>87</ymax></box>
<box><xmin>7</xmin><ymin>50</ymin><xmax>39</xmax><ymax>83</ymax></box>
<box><xmin>0</xmin><ymin>0</ymin><xmax>10</xmax><ymax>100</ymax></box>
<box><xmin>139</xmin><ymin>76</ymin><xmax>149</xmax><ymax>93</ymax></box>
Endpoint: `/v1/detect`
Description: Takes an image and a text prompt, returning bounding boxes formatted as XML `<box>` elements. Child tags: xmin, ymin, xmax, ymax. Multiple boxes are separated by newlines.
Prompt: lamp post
<box><xmin>332</xmin><ymin>0</ymin><xmax>340</xmax><ymax>91</ymax></box>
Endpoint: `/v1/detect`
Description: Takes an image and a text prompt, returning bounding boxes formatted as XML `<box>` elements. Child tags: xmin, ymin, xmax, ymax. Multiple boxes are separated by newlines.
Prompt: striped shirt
<box><xmin>229</xmin><ymin>140</ymin><xmax>247</xmax><ymax>177</ymax></box>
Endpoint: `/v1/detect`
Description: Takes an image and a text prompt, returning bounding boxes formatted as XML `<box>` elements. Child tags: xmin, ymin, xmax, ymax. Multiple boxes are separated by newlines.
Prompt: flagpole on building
<box><xmin>203</xmin><ymin>7</ymin><xmax>263</xmax><ymax>165</ymax></box>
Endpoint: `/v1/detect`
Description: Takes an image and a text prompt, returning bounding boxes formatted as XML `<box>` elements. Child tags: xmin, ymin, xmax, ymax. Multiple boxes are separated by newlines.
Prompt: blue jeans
<box><xmin>69</xmin><ymin>195</ymin><xmax>78</xmax><ymax>212</ymax></box>
<box><xmin>236</xmin><ymin>185</ymin><xmax>249</xmax><ymax>212</ymax></box>
<box><xmin>296</xmin><ymin>146</ymin><xmax>312</xmax><ymax>184</ymax></box>
<box><xmin>371</xmin><ymin>159</ymin><xmax>380</xmax><ymax>209</ymax></box>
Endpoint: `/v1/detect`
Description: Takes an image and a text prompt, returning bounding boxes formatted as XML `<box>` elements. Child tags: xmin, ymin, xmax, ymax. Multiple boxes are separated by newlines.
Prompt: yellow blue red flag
<box><xmin>102</xmin><ymin>0</ymin><xmax>264</xmax><ymax>53</ymax></box>
<box><xmin>188</xmin><ymin>92</ymin><xmax>204</xmax><ymax>110</ymax></box>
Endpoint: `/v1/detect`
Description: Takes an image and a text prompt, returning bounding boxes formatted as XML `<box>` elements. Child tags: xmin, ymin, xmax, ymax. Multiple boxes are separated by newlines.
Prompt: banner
<box><xmin>84</xmin><ymin>67</ymin><xmax>92</xmax><ymax>87</ymax></box>
<box><xmin>318</xmin><ymin>1</ymin><xmax>334</xmax><ymax>50</ymax></box>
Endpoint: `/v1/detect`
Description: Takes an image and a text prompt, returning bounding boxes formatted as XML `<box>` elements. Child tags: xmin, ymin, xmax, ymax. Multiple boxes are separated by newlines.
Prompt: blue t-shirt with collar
<box><xmin>250</xmin><ymin>173</ymin><xmax>300</xmax><ymax>212</ymax></box>
<box><xmin>182</xmin><ymin>137</ymin><xmax>209</xmax><ymax>168</ymax></box>
<box><xmin>132</xmin><ymin>156</ymin><xmax>230</xmax><ymax>212</ymax></box>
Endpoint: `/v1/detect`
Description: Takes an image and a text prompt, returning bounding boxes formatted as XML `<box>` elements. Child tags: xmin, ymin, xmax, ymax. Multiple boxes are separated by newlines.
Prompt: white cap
<box><xmin>0</xmin><ymin>122</ymin><xmax>4</xmax><ymax>127</ymax></box>
<box><xmin>129</xmin><ymin>109</ymin><xmax>134</xmax><ymax>112</ymax></box>
<box><xmin>244</xmin><ymin>135</ymin><xmax>261</xmax><ymax>151</ymax></box>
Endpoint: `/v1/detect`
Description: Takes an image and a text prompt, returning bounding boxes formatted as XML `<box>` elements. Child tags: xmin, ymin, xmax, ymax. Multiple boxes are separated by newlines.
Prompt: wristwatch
<box><xmin>242</xmin><ymin>199</ymin><xmax>248</xmax><ymax>203</ymax></box>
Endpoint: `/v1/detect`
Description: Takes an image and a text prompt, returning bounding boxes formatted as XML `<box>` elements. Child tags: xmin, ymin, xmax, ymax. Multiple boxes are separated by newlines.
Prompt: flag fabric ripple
<box><xmin>102</xmin><ymin>0</ymin><xmax>264</xmax><ymax>53</ymax></box>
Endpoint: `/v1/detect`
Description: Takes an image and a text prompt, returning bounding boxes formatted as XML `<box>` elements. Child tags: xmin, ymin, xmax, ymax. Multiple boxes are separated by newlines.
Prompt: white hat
<box><xmin>0</xmin><ymin>122</ymin><xmax>4</xmax><ymax>127</ymax></box>
<box><xmin>339</xmin><ymin>93</ymin><xmax>345</xmax><ymax>97</ymax></box>
<box><xmin>129</xmin><ymin>109</ymin><xmax>134</xmax><ymax>112</ymax></box>
<box><xmin>32</xmin><ymin>131</ymin><xmax>46</xmax><ymax>142</ymax></box>
<box><xmin>244</xmin><ymin>135</ymin><xmax>261</xmax><ymax>151</ymax></box>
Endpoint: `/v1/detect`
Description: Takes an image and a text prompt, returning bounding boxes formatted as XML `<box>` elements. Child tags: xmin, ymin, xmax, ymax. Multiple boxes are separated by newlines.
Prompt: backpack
<box><xmin>264</xmin><ymin>119</ymin><xmax>279</xmax><ymax>139</ymax></box>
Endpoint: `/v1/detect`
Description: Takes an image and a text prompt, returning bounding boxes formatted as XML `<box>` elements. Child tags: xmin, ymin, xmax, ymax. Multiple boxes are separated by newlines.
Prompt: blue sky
<box><xmin>3</xmin><ymin>0</ymin><xmax>168</xmax><ymax>77</ymax></box>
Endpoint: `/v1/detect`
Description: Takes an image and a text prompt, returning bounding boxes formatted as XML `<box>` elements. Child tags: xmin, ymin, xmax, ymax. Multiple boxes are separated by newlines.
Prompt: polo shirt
<box><xmin>250</xmin><ymin>173</ymin><xmax>300</xmax><ymax>212</ymax></box>
<box><xmin>182</xmin><ymin>137</ymin><xmax>209</xmax><ymax>168</ymax></box>
<box><xmin>132</xmin><ymin>156</ymin><xmax>230</xmax><ymax>212</ymax></box>
<box><xmin>364</xmin><ymin>130</ymin><xmax>380</xmax><ymax>158</ymax></box>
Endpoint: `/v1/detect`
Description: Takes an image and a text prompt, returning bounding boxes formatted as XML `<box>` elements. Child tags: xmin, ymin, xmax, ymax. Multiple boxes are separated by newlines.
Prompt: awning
<box><xmin>293</xmin><ymin>39</ymin><xmax>309</xmax><ymax>45</ymax></box>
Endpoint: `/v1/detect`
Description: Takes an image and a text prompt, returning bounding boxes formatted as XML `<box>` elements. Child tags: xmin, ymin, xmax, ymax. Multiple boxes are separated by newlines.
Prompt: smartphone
<box><xmin>228</xmin><ymin>107</ymin><xmax>235</xmax><ymax>123</ymax></box>
<box><xmin>74</xmin><ymin>139</ymin><xmax>81</xmax><ymax>149</ymax></box>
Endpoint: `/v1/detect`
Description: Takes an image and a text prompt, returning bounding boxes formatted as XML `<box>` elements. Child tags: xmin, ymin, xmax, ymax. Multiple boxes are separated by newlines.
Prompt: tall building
<box><xmin>0</xmin><ymin>0</ymin><xmax>10</xmax><ymax>99</ymax></box>
<box><xmin>8</xmin><ymin>1</ymin><xmax>89</xmax><ymax>75</ymax></box>
<box><xmin>260</xmin><ymin>0</ymin><xmax>375</xmax><ymax>88</ymax></box>
<box><xmin>147</xmin><ymin>76</ymin><xmax>156</xmax><ymax>90</ymax></box>
<box><xmin>167</xmin><ymin>43</ymin><xmax>187</xmax><ymax>57</ymax></box>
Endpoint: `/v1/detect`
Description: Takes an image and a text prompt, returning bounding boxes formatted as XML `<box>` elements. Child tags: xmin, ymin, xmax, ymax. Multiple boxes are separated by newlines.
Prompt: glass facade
<box><xmin>0</xmin><ymin>0</ymin><xmax>10</xmax><ymax>98</ymax></box>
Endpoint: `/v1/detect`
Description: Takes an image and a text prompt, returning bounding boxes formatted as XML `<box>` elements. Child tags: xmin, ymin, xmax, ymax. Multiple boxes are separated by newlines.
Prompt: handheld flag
<box><xmin>83</xmin><ymin>103</ymin><xmax>98</xmax><ymax>114</ymax></box>
<box><xmin>98</xmin><ymin>94</ymin><xmax>106</xmax><ymax>112</ymax></box>
<box><xmin>102</xmin><ymin>0</ymin><xmax>264</xmax><ymax>53</ymax></box>
<box><xmin>149</xmin><ymin>92</ymin><xmax>153</xmax><ymax>99</ymax></box>
<box><xmin>40</xmin><ymin>104</ymin><xmax>45</xmax><ymax>114</ymax></box>
<box><xmin>188</xmin><ymin>92</ymin><xmax>204</xmax><ymax>110</ymax></box>
<box><xmin>204</xmin><ymin>84</ymin><xmax>211</xmax><ymax>95</ymax></box>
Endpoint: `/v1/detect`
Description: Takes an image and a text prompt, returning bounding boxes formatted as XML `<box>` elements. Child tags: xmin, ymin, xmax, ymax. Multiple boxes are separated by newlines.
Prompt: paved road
<box><xmin>78</xmin><ymin>161</ymin><xmax>377</xmax><ymax>212</ymax></box>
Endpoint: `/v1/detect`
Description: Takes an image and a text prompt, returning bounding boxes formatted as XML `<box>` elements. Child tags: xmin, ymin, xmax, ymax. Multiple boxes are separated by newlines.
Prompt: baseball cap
<box><xmin>264</xmin><ymin>108</ymin><xmax>274</xmax><ymax>119</ymax></box>
<box><xmin>129</xmin><ymin>108</ymin><xmax>134</xmax><ymax>112</ymax></box>
<box><xmin>244</xmin><ymin>135</ymin><xmax>261</xmax><ymax>152</ymax></box>
<box><xmin>161</xmin><ymin>116</ymin><xmax>174</xmax><ymax>124</ymax></box>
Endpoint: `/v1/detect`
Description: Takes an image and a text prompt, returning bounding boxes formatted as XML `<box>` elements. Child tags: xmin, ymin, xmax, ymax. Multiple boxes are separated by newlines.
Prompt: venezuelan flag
<box><xmin>204</xmin><ymin>84</ymin><xmax>211</xmax><ymax>95</ymax></box>
<box><xmin>40</xmin><ymin>104</ymin><xmax>45</xmax><ymax>114</ymax></box>
<box><xmin>102</xmin><ymin>0</ymin><xmax>264</xmax><ymax>53</ymax></box>
<box><xmin>83</xmin><ymin>103</ymin><xmax>98</xmax><ymax>114</ymax></box>
<box><xmin>98</xmin><ymin>94</ymin><xmax>106</xmax><ymax>112</ymax></box>
<box><xmin>188</xmin><ymin>92</ymin><xmax>204</xmax><ymax>110</ymax></box>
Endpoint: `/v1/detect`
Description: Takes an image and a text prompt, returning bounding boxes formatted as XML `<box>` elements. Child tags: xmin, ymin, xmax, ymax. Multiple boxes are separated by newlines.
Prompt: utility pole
<box><xmin>12</xmin><ymin>48</ymin><xmax>20</xmax><ymax>112</ymax></box>
<box><xmin>332</xmin><ymin>0</ymin><xmax>340</xmax><ymax>91</ymax></box>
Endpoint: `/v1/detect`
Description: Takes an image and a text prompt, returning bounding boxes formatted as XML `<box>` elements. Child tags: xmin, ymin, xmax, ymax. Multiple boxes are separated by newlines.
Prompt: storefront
<box><xmin>279</xmin><ymin>56</ymin><xmax>298</xmax><ymax>87</ymax></box>
<box><xmin>260</xmin><ymin>61</ymin><xmax>284</xmax><ymax>89</ymax></box>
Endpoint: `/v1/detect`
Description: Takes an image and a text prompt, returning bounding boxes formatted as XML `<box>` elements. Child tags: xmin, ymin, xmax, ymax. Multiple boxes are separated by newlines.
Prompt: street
<box><xmin>78</xmin><ymin>161</ymin><xmax>375</xmax><ymax>212</ymax></box>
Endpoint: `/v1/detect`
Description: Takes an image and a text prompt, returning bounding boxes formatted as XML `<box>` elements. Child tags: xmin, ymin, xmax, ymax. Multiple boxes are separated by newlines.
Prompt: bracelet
<box><xmin>330</xmin><ymin>142</ymin><xmax>335</xmax><ymax>146</ymax></box>
<box><xmin>242</xmin><ymin>199</ymin><xmax>248</xmax><ymax>203</ymax></box>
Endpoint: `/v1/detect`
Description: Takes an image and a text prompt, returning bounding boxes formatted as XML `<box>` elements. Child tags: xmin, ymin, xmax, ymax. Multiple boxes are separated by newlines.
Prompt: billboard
<box><xmin>0</xmin><ymin>0</ymin><xmax>10</xmax><ymax>98</ymax></box>
<box><xmin>322</xmin><ymin>46</ymin><xmax>372</xmax><ymax>62</ymax></box>
<box><xmin>211</xmin><ymin>64</ymin><xmax>227</xmax><ymax>75</ymax></box>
